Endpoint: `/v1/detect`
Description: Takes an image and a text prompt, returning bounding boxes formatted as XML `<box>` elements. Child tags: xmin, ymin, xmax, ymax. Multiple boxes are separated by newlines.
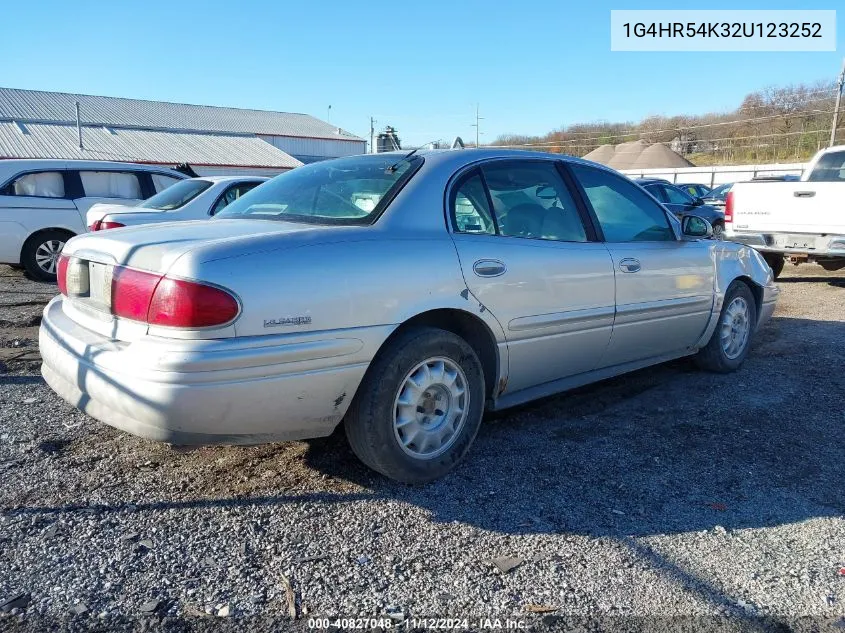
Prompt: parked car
<box><xmin>87</xmin><ymin>176</ymin><xmax>269</xmax><ymax>231</ymax></box>
<box><xmin>725</xmin><ymin>145</ymin><xmax>845</xmax><ymax>278</ymax></box>
<box><xmin>636</xmin><ymin>178</ymin><xmax>726</xmax><ymax>238</ymax></box>
<box><xmin>0</xmin><ymin>160</ymin><xmax>186</xmax><ymax>280</ymax></box>
<box><xmin>677</xmin><ymin>183</ymin><xmax>712</xmax><ymax>198</ymax></box>
<box><xmin>41</xmin><ymin>150</ymin><xmax>778</xmax><ymax>483</ymax></box>
<box><xmin>700</xmin><ymin>182</ymin><xmax>733</xmax><ymax>208</ymax></box>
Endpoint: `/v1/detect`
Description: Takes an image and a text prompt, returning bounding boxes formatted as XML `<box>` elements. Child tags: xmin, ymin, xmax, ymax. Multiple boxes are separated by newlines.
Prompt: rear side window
<box><xmin>151</xmin><ymin>174</ymin><xmax>182</xmax><ymax>193</ymax></box>
<box><xmin>79</xmin><ymin>171</ymin><xmax>142</xmax><ymax>199</ymax></box>
<box><xmin>210</xmin><ymin>182</ymin><xmax>262</xmax><ymax>216</ymax></box>
<box><xmin>4</xmin><ymin>171</ymin><xmax>66</xmax><ymax>198</ymax></box>
<box><xmin>572</xmin><ymin>165</ymin><xmax>675</xmax><ymax>242</ymax></box>
<box><xmin>807</xmin><ymin>151</ymin><xmax>845</xmax><ymax>182</ymax></box>
<box><xmin>451</xmin><ymin>173</ymin><xmax>496</xmax><ymax>235</ymax></box>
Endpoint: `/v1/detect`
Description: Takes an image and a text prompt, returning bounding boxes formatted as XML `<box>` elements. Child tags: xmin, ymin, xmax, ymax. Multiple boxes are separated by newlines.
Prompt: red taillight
<box><xmin>56</xmin><ymin>254</ymin><xmax>70</xmax><ymax>295</ymax></box>
<box><xmin>148</xmin><ymin>277</ymin><xmax>240</xmax><ymax>328</ymax></box>
<box><xmin>109</xmin><ymin>265</ymin><xmax>239</xmax><ymax>328</ymax></box>
<box><xmin>111</xmin><ymin>266</ymin><xmax>162</xmax><ymax>321</ymax></box>
<box><xmin>724</xmin><ymin>192</ymin><xmax>734</xmax><ymax>223</ymax></box>
<box><xmin>89</xmin><ymin>220</ymin><xmax>125</xmax><ymax>231</ymax></box>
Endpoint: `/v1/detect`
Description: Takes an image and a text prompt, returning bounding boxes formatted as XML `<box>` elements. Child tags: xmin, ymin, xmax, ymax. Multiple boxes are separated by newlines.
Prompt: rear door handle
<box><xmin>473</xmin><ymin>259</ymin><xmax>506</xmax><ymax>277</ymax></box>
<box><xmin>794</xmin><ymin>191</ymin><xmax>816</xmax><ymax>198</ymax></box>
<box><xmin>618</xmin><ymin>258</ymin><xmax>641</xmax><ymax>273</ymax></box>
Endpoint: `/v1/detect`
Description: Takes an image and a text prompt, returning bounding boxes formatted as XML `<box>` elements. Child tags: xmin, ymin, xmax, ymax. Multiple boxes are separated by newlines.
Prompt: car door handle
<box><xmin>618</xmin><ymin>258</ymin><xmax>641</xmax><ymax>273</ymax></box>
<box><xmin>794</xmin><ymin>191</ymin><xmax>815</xmax><ymax>198</ymax></box>
<box><xmin>473</xmin><ymin>259</ymin><xmax>506</xmax><ymax>277</ymax></box>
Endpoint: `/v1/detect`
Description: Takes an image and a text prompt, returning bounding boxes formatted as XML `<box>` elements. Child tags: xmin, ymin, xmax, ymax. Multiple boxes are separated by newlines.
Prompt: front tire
<box><xmin>345</xmin><ymin>327</ymin><xmax>485</xmax><ymax>484</ymax></box>
<box><xmin>21</xmin><ymin>230</ymin><xmax>71</xmax><ymax>282</ymax></box>
<box><xmin>712</xmin><ymin>222</ymin><xmax>724</xmax><ymax>240</ymax></box>
<box><xmin>695</xmin><ymin>281</ymin><xmax>757</xmax><ymax>373</ymax></box>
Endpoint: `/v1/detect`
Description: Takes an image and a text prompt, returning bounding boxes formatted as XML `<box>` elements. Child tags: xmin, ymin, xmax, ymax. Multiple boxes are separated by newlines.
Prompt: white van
<box><xmin>0</xmin><ymin>159</ymin><xmax>186</xmax><ymax>280</ymax></box>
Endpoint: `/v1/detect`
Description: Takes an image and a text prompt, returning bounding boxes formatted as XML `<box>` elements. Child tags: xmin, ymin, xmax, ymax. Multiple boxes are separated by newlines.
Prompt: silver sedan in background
<box><xmin>40</xmin><ymin>150</ymin><xmax>778</xmax><ymax>482</ymax></box>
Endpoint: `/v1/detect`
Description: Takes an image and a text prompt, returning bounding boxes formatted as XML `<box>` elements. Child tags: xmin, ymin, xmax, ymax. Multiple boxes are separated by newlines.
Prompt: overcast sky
<box><xmin>2</xmin><ymin>0</ymin><xmax>843</xmax><ymax>147</ymax></box>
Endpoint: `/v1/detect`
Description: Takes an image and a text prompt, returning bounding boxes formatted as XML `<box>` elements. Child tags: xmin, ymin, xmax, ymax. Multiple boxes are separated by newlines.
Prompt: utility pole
<box><xmin>471</xmin><ymin>103</ymin><xmax>484</xmax><ymax>147</ymax></box>
<box><xmin>830</xmin><ymin>57</ymin><xmax>845</xmax><ymax>147</ymax></box>
<box><xmin>370</xmin><ymin>116</ymin><xmax>376</xmax><ymax>154</ymax></box>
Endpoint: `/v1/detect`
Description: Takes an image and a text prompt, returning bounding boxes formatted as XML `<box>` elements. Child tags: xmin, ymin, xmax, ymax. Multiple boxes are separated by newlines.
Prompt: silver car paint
<box><xmin>41</xmin><ymin>149</ymin><xmax>779</xmax><ymax>445</ymax></box>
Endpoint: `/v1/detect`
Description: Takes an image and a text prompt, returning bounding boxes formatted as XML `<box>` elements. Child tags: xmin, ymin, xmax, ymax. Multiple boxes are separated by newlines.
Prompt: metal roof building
<box><xmin>0</xmin><ymin>88</ymin><xmax>367</xmax><ymax>175</ymax></box>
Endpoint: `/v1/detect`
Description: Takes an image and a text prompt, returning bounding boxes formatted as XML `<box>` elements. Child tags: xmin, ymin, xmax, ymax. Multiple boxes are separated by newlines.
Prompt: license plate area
<box><xmin>66</xmin><ymin>258</ymin><xmax>113</xmax><ymax>313</ymax></box>
<box><xmin>777</xmin><ymin>234</ymin><xmax>817</xmax><ymax>250</ymax></box>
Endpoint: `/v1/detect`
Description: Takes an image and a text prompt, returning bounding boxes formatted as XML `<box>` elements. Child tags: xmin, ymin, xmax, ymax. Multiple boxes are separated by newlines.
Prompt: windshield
<box><xmin>706</xmin><ymin>183</ymin><xmax>732</xmax><ymax>199</ymax></box>
<box><xmin>139</xmin><ymin>179</ymin><xmax>213</xmax><ymax>210</ymax></box>
<box><xmin>215</xmin><ymin>154</ymin><xmax>423</xmax><ymax>225</ymax></box>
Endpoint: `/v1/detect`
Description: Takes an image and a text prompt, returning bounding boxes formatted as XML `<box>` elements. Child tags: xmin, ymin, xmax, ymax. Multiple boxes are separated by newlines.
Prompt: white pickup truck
<box><xmin>724</xmin><ymin>145</ymin><xmax>845</xmax><ymax>278</ymax></box>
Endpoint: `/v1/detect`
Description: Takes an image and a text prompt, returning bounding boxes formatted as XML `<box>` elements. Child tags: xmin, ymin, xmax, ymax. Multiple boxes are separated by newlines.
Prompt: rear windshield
<box><xmin>806</xmin><ymin>151</ymin><xmax>845</xmax><ymax>182</ymax></box>
<box><xmin>215</xmin><ymin>154</ymin><xmax>423</xmax><ymax>225</ymax></box>
<box><xmin>139</xmin><ymin>179</ymin><xmax>213</xmax><ymax>210</ymax></box>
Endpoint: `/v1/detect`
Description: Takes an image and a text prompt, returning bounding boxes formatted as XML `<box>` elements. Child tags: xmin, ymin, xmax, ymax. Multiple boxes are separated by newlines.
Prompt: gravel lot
<box><xmin>1</xmin><ymin>263</ymin><xmax>844</xmax><ymax>631</ymax></box>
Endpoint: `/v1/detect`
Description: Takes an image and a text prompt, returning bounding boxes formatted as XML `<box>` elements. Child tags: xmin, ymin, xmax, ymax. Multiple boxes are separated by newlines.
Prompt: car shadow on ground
<box><xmin>298</xmin><ymin>315</ymin><xmax>845</xmax><ymax>537</ymax></box>
<box><xmin>5</xmin><ymin>317</ymin><xmax>844</xmax><ymax>541</ymax></box>
<box><xmin>775</xmin><ymin>274</ymin><xmax>845</xmax><ymax>288</ymax></box>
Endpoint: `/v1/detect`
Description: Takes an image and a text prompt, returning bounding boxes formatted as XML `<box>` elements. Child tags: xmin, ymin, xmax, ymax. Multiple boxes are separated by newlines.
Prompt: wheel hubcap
<box><xmin>34</xmin><ymin>239</ymin><xmax>65</xmax><ymax>274</ymax></box>
<box><xmin>720</xmin><ymin>296</ymin><xmax>750</xmax><ymax>360</ymax></box>
<box><xmin>393</xmin><ymin>357</ymin><xmax>469</xmax><ymax>459</ymax></box>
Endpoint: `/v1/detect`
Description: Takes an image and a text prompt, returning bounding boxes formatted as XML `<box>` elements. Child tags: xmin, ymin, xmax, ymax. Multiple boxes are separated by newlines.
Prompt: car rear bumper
<box><xmin>39</xmin><ymin>297</ymin><xmax>385</xmax><ymax>445</ymax></box>
<box><xmin>726</xmin><ymin>231</ymin><xmax>845</xmax><ymax>258</ymax></box>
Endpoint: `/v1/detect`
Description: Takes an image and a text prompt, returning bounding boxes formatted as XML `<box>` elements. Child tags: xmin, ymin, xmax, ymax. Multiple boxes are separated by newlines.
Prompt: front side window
<box><xmin>480</xmin><ymin>162</ymin><xmax>587</xmax><ymax>242</ymax></box>
<box><xmin>572</xmin><ymin>165</ymin><xmax>675</xmax><ymax>242</ymax></box>
<box><xmin>151</xmin><ymin>174</ymin><xmax>182</xmax><ymax>193</ymax></box>
<box><xmin>139</xmin><ymin>179</ymin><xmax>213</xmax><ymax>210</ymax></box>
<box><xmin>643</xmin><ymin>185</ymin><xmax>666</xmax><ymax>202</ymax></box>
<box><xmin>211</xmin><ymin>182</ymin><xmax>262</xmax><ymax>216</ymax></box>
<box><xmin>79</xmin><ymin>171</ymin><xmax>141</xmax><ymax>199</ymax></box>
<box><xmin>216</xmin><ymin>154</ymin><xmax>422</xmax><ymax>225</ymax></box>
<box><xmin>4</xmin><ymin>171</ymin><xmax>65</xmax><ymax>198</ymax></box>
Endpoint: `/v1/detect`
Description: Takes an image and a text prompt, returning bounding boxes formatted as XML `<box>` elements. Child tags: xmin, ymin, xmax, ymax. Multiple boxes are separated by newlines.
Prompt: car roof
<box><xmin>634</xmin><ymin>178</ymin><xmax>672</xmax><ymax>185</ymax></box>
<box><xmin>0</xmin><ymin>158</ymin><xmax>186</xmax><ymax>179</ymax></box>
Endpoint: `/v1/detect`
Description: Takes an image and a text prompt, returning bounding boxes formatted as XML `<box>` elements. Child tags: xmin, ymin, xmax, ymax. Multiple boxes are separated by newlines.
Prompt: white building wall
<box><xmin>258</xmin><ymin>135</ymin><xmax>366</xmax><ymax>161</ymax></box>
<box><xmin>620</xmin><ymin>162</ymin><xmax>807</xmax><ymax>186</ymax></box>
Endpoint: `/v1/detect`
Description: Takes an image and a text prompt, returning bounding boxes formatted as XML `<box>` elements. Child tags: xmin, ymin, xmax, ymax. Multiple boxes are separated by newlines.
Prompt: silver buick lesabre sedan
<box><xmin>40</xmin><ymin>149</ymin><xmax>779</xmax><ymax>483</ymax></box>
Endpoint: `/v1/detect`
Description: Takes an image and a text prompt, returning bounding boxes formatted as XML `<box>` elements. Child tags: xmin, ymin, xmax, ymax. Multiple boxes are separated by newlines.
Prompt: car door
<box><xmin>448</xmin><ymin>160</ymin><xmax>616</xmax><ymax>394</ymax></box>
<box><xmin>569</xmin><ymin>164</ymin><xmax>714</xmax><ymax>367</ymax></box>
<box><xmin>0</xmin><ymin>170</ymin><xmax>83</xmax><ymax>263</ymax></box>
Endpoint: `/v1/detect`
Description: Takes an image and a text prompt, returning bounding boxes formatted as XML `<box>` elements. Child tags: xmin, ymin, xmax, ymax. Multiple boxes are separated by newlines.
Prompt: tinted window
<box><xmin>211</xmin><ymin>182</ymin><xmax>262</xmax><ymax>216</ymax></box>
<box><xmin>451</xmin><ymin>172</ymin><xmax>496</xmax><ymax>234</ymax></box>
<box><xmin>644</xmin><ymin>185</ymin><xmax>666</xmax><ymax>202</ymax></box>
<box><xmin>6</xmin><ymin>171</ymin><xmax>66</xmax><ymax>198</ymax></box>
<box><xmin>79</xmin><ymin>171</ymin><xmax>142</xmax><ymax>199</ymax></box>
<box><xmin>807</xmin><ymin>150</ymin><xmax>845</xmax><ymax>182</ymax></box>
<box><xmin>139</xmin><ymin>179</ymin><xmax>213</xmax><ymax>210</ymax></box>
<box><xmin>663</xmin><ymin>185</ymin><xmax>695</xmax><ymax>205</ymax></box>
<box><xmin>216</xmin><ymin>154</ymin><xmax>421</xmax><ymax>225</ymax></box>
<box><xmin>481</xmin><ymin>162</ymin><xmax>587</xmax><ymax>242</ymax></box>
<box><xmin>572</xmin><ymin>165</ymin><xmax>675</xmax><ymax>242</ymax></box>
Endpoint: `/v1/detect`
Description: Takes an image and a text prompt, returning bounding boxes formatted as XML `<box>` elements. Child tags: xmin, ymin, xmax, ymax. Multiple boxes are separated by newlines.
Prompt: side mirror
<box><xmin>692</xmin><ymin>197</ymin><xmax>705</xmax><ymax>206</ymax></box>
<box><xmin>682</xmin><ymin>215</ymin><xmax>713</xmax><ymax>238</ymax></box>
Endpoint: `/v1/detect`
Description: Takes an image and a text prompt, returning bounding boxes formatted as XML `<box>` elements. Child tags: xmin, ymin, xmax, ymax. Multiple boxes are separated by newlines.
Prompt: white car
<box><xmin>87</xmin><ymin>176</ymin><xmax>269</xmax><ymax>232</ymax></box>
<box><xmin>0</xmin><ymin>159</ymin><xmax>186</xmax><ymax>280</ymax></box>
<box><xmin>725</xmin><ymin>145</ymin><xmax>845</xmax><ymax>278</ymax></box>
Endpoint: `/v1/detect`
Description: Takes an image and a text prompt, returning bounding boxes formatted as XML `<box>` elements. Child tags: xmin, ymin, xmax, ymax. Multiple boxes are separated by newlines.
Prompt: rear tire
<box><xmin>763</xmin><ymin>254</ymin><xmax>784</xmax><ymax>279</ymax></box>
<box><xmin>21</xmin><ymin>230</ymin><xmax>71</xmax><ymax>282</ymax></box>
<box><xmin>695</xmin><ymin>281</ymin><xmax>757</xmax><ymax>373</ymax></box>
<box><xmin>344</xmin><ymin>326</ymin><xmax>485</xmax><ymax>484</ymax></box>
<box><xmin>712</xmin><ymin>222</ymin><xmax>724</xmax><ymax>240</ymax></box>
